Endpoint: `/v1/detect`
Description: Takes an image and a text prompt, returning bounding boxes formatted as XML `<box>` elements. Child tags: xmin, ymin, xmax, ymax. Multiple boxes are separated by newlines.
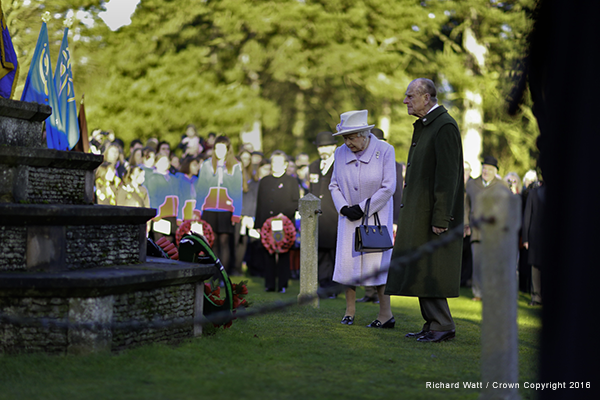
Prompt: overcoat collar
<box><xmin>416</xmin><ymin>105</ymin><xmax>448</xmax><ymax>127</ymax></box>
<box><xmin>341</xmin><ymin>134</ymin><xmax>381</xmax><ymax>165</ymax></box>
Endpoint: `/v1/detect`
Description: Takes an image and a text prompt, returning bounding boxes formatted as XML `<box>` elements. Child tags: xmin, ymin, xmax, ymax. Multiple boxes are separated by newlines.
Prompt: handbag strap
<box><xmin>362</xmin><ymin>198</ymin><xmax>384</xmax><ymax>232</ymax></box>
<box><xmin>373</xmin><ymin>211</ymin><xmax>382</xmax><ymax>228</ymax></box>
<box><xmin>361</xmin><ymin>198</ymin><xmax>371</xmax><ymax>225</ymax></box>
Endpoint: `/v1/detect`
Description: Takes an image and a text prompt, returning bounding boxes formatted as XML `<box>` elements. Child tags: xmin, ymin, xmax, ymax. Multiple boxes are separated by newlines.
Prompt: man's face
<box><xmin>403</xmin><ymin>82</ymin><xmax>429</xmax><ymax>118</ymax></box>
<box><xmin>317</xmin><ymin>144</ymin><xmax>336</xmax><ymax>160</ymax></box>
<box><xmin>464</xmin><ymin>163</ymin><xmax>472</xmax><ymax>184</ymax></box>
<box><xmin>481</xmin><ymin>164</ymin><xmax>497</xmax><ymax>183</ymax></box>
<box><xmin>271</xmin><ymin>155</ymin><xmax>288</xmax><ymax>176</ymax></box>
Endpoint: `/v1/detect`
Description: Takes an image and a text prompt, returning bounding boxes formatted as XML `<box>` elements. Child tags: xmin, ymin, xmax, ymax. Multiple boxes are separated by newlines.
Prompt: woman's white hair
<box><xmin>357</xmin><ymin>129</ymin><xmax>371</xmax><ymax>138</ymax></box>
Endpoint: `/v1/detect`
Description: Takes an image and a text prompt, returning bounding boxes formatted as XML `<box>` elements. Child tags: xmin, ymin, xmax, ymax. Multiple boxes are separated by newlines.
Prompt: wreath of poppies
<box><xmin>176</xmin><ymin>218</ymin><xmax>215</xmax><ymax>247</ymax></box>
<box><xmin>260</xmin><ymin>214</ymin><xmax>297</xmax><ymax>255</ymax></box>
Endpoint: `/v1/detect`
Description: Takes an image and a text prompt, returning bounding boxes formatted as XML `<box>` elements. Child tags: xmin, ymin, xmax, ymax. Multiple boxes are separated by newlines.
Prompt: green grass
<box><xmin>0</xmin><ymin>277</ymin><xmax>541</xmax><ymax>400</ymax></box>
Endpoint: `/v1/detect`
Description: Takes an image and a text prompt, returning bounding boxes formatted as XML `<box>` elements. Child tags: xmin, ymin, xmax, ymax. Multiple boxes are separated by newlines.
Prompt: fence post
<box><xmin>298</xmin><ymin>193</ymin><xmax>320</xmax><ymax>307</ymax></box>
<box><xmin>475</xmin><ymin>183</ymin><xmax>522</xmax><ymax>400</ymax></box>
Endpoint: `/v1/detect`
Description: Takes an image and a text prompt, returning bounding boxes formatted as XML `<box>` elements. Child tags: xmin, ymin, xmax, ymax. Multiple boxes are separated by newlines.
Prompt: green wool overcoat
<box><xmin>385</xmin><ymin>106</ymin><xmax>464</xmax><ymax>298</ymax></box>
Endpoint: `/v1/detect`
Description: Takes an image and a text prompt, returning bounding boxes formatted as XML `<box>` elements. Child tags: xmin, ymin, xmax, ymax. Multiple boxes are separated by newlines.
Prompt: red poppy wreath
<box><xmin>176</xmin><ymin>218</ymin><xmax>215</xmax><ymax>247</ymax></box>
<box><xmin>260</xmin><ymin>214</ymin><xmax>297</xmax><ymax>255</ymax></box>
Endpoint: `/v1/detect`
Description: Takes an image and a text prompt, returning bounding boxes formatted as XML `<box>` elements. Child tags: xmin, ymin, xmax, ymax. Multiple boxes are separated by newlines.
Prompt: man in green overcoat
<box><xmin>385</xmin><ymin>78</ymin><xmax>464</xmax><ymax>343</ymax></box>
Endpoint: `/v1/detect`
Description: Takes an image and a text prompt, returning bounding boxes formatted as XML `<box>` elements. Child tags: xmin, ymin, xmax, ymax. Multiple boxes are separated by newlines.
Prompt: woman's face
<box><xmin>132</xmin><ymin>148</ymin><xmax>143</xmax><ymax>165</ymax></box>
<box><xmin>343</xmin><ymin>133</ymin><xmax>368</xmax><ymax>153</ymax></box>
<box><xmin>133</xmin><ymin>169</ymin><xmax>146</xmax><ymax>185</ymax></box>
<box><xmin>189</xmin><ymin>160</ymin><xmax>200</xmax><ymax>176</ymax></box>
<box><xmin>214</xmin><ymin>143</ymin><xmax>228</xmax><ymax>160</ymax></box>
<box><xmin>105</xmin><ymin>146</ymin><xmax>119</xmax><ymax>163</ymax></box>
<box><xmin>258</xmin><ymin>164</ymin><xmax>271</xmax><ymax>179</ymax></box>
<box><xmin>240</xmin><ymin>151</ymin><xmax>252</xmax><ymax>167</ymax></box>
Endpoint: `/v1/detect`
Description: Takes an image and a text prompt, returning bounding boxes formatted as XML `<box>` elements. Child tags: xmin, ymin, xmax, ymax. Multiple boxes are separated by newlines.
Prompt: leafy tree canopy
<box><xmin>7</xmin><ymin>0</ymin><xmax>538</xmax><ymax>176</ymax></box>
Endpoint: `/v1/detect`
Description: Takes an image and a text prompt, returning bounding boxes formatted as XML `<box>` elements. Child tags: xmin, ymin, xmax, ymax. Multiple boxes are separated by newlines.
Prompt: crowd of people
<box><xmin>90</xmin><ymin>124</ymin><xmax>320</xmax><ymax>292</ymax></box>
<box><xmin>91</xmin><ymin>79</ymin><xmax>543</xmax><ymax>342</ymax></box>
<box><xmin>462</xmin><ymin>156</ymin><xmax>544</xmax><ymax>307</ymax></box>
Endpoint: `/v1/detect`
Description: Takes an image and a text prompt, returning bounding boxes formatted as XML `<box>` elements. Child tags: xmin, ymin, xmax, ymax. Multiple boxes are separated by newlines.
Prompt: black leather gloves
<box><xmin>340</xmin><ymin>205</ymin><xmax>364</xmax><ymax>221</ymax></box>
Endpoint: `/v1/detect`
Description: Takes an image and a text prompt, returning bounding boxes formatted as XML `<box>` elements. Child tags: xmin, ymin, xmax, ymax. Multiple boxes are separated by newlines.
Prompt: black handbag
<box><xmin>354</xmin><ymin>198</ymin><xmax>394</xmax><ymax>253</ymax></box>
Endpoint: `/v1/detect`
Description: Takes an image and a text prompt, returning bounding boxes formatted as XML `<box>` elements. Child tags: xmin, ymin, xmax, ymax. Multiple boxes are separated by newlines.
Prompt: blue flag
<box><xmin>54</xmin><ymin>28</ymin><xmax>79</xmax><ymax>150</ymax></box>
<box><xmin>21</xmin><ymin>22</ymin><xmax>67</xmax><ymax>150</ymax></box>
<box><xmin>0</xmin><ymin>6</ymin><xmax>19</xmax><ymax>99</ymax></box>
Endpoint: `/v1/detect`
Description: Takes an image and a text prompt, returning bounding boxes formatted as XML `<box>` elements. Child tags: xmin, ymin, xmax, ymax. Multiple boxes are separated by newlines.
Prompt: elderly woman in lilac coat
<box><xmin>329</xmin><ymin>110</ymin><xmax>396</xmax><ymax>328</ymax></box>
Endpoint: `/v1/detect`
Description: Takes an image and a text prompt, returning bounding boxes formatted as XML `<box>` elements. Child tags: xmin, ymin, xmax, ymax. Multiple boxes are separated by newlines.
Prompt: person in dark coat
<box><xmin>255</xmin><ymin>150</ymin><xmax>300</xmax><ymax>293</ymax></box>
<box><xmin>359</xmin><ymin>127</ymin><xmax>404</xmax><ymax>304</ymax></box>
<box><xmin>385</xmin><ymin>78</ymin><xmax>464</xmax><ymax>343</ymax></box>
<box><xmin>308</xmin><ymin>131</ymin><xmax>340</xmax><ymax>298</ymax></box>
<box><xmin>461</xmin><ymin>161</ymin><xmax>474</xmax><ymax>287</ymax></box>
<box><xmin>522</xmin><ymin>181</ymin><xmax>545</xmax><ymax>306</ymax></box>
<box><xmin>465</xmin><ymin>155</ymin><xmax>509</xmax><ymax>301</ymax></box>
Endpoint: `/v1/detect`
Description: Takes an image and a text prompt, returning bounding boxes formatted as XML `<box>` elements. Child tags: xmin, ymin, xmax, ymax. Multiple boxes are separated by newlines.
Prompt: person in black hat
<box><xmin>465</xmin><ymin>155</ymin><xmax>509</xmax><ymax>301</ymax></box>
<box><xmin>308</xmin><ymin>131</ymin><xmax>340</xmax><ymax>298</ymax></box>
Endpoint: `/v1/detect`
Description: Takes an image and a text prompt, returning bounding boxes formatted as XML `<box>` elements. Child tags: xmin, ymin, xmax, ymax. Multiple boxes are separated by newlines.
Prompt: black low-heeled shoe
<box><xmin>366</xmin><ymin>317</ymin><xmax>395</xmax><ymax>329</ymax></box>
<box><xmin>341</xmin><ymin>316</ymin><xmax>354</xmax><ymax>325</ymax></box>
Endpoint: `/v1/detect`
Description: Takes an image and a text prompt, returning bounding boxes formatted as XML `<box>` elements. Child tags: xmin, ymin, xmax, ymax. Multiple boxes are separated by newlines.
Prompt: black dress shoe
<box><xmin>366</xmin><ymin>317</ymin><xmax>395</xmax><ymax>329</ymax></box>
<box><xmin>416</xmin><ymin>330</ymin><xmax>455</xmax><ymax>342</ymax></box>
<box><xmin>357</xmin><ymin>296</ymin><xmax>379</xmax><ymax>304</ymax></box>
<box><xmin>341</xmin><ymin>316</ymin><xmax>354</xmax><ymax>325</ymax></box>
<box><xmin>405</xmin><ymin>330</ymin><xmax>429</xmax><ymax>338</ymax></box>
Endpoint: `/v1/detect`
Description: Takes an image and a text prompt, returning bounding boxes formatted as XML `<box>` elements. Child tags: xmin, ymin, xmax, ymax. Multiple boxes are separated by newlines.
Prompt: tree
<box><xmin>8</xmin><ymin>0</ymin><xmax>539</xmax><ymax>177</ymax></box>
<box><xmin>6</xmin><ymin>0</ymin><xmax>109</xmax><ymax>102</ymax></box>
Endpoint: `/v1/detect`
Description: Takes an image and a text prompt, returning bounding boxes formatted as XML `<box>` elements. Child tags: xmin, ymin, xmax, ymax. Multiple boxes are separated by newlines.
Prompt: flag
<box><xmin>73</xmin><ymin>94</ymin><xmax>90</xmax><ymax>152</ymax></box>
<box><xmin>20</xmin><ymin>22</ymin><xmax>67</xmax><ymax>150</ymax></box>
<box><xmin>54</xmin><ymin>27</ymin><xmax>79</xmax><ymax>149</ymax></box>
<box><xmin>0</xmin><ymin>5</ymin><xmax>19</xmax><ymax>99</ymax></box>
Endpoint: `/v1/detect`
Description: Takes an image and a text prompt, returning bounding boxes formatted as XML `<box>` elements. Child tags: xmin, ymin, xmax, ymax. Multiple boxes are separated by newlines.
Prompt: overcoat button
<box><xmin>412</xmin><ymin>142</ymin><xmax>416</xmax><ymax>147</ymax></box>
<box><xmin>400</xmin><ymin>204</ymin><xmax>404</xmax><ymax>208</ymax></box>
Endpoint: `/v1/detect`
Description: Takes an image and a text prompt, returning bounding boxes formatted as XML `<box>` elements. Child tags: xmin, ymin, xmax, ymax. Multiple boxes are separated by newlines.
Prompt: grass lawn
<box><xmin>0</xmin><ymin>276</ymin><xmax>541</xmax><ymax>400</ymax></box>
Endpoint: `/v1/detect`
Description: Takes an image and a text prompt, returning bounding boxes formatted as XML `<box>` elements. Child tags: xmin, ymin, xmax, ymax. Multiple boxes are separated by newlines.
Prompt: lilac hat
<box><xmin>333</xmin><ymin>110</ymin><xmax>375</xmax><ymax>136</ymax></box>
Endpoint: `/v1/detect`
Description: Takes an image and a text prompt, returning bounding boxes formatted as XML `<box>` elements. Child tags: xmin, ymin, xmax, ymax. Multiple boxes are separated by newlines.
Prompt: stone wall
<box><xmin>0</xmin><ymin>224</ymin><xmax>144</xmax><ymax>271</ymax></box>
<box><xmin>0</xmin><ymin>296</ymin><xmax>69</xmax><ymax>354</ymax></box>
<box><xmin>111</xmin><ymin>284</ymin><xmax>195</xmax><ymax>352</ymax></box>
<box><xmin>25</xmin><ymin>166</ymin><xmax>88</xmax><ymax>205</ymax></box>
<box><xmin>0</xmin><ymin>226</ymin><xmax>26</xmax><ymax>271</ymax></box>
<box><xmin>0</xmin><ymin>283</ymin><xmax>198</xmax><ymax>355</ymax></box>
<box><xmin>65</xmin><ymin>224</ymin><xmax>142</xmax><ymax>270</ymax></box>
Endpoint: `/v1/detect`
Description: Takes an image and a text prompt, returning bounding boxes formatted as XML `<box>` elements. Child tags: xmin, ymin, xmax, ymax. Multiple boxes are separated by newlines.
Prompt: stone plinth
<box><xmin>0</xmin><ymin>147</ymin><xmax>102</xmax><ymax>204</ymax></box>
<box><xmin>0</xmin><ymin>97</ymin><xmax>50</xmax><ymax>148</ymax></box>
<box><xmin>0</xmin><ymin>257</ymin><xmax>217</xmax><ymax>354</ymax></box>
<box><xmin>0</xmin><ymin>99</ymin><xmax>216</xmax><ymax>355</ymax></box>
<box><xmin>0</xmin><ymin>204</ymin><xmax>156</xmax><ymax>272</ymax></box>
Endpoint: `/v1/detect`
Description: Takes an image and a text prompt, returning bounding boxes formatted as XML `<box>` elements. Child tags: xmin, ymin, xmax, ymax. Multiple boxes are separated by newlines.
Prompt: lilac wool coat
<box><xmin>329</xmin><ymin>134</ymin><xmax>396</xmax><ymax>286</ymax></box>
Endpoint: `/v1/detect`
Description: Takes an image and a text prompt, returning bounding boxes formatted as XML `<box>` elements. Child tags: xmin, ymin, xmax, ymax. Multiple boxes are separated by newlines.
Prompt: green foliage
<box><xmin>6</xmin><ymin>0</ymin><xmax>539</xmax><ymax>175</ymax></box>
